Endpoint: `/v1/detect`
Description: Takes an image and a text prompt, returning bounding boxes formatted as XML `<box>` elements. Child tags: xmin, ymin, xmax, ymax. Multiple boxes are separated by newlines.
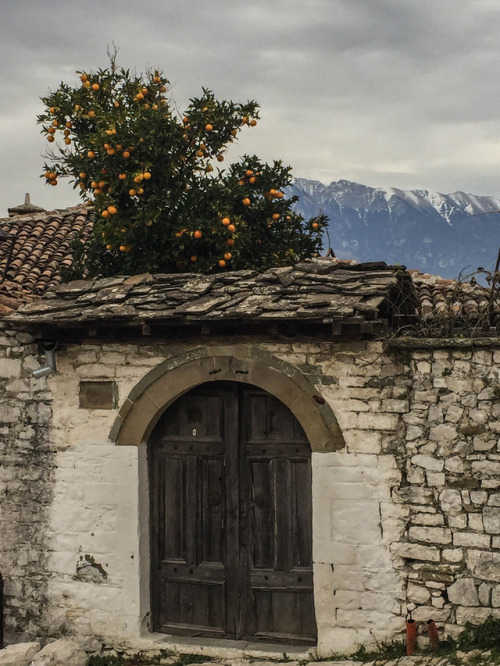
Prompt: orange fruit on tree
<box><xmin>194</xmin><ymin>230</ymin><xmax>202</xmax><ymax>239</ymax></box>
<box><xmin>47</xmin><ymin>126</ymin><xmax>56</xmax><ymax>134</ymax></box>
<box><xmin>107</xmin><ymin>148</ymin><xmax>115</xmax><ymax>155</ymax></box>
<box><xmin>143</xmin><ymin>172</ymin><xmax>151</xmax><ymax>180</ymax></box>
<box><xmin>49</xmin><ymin>179</ymin><xmax>57</xmax><ymax>186</ymax></box>
<box><xmin>249</xmin><ymin>177</ymin><xmax>256</xmax><ymax>184</ymax></box>
<box><xmin>190</xmin><ymin>255</ymin><xmax>197</xmax><ymax>262</ymax></box>
<box><xmin>230</xmin><ymin>129</ymin><xmax>238</xmax><ymax>137</ymax></box>
<box><xmin>135</xmin><ymin>93</ymin><xmax>144</xmax><ymax>101</ymax></box>
<box><xmin>245</xmin><ymin>169</ymin><xmax>253</xmax><ymax>177</ymax></box>
<box><xmin>196</xmin><ymin>150</ymin><xmax>204</xmax><ymax>158</ymax></box>
<box><xmin>52</xmin><ymin>119</ymin><xmax>58</xmax><ymax>127</ymax></box>
<box><xmin>129</xmin><ymin>188</ymin><xmax>137</xmax><ymax>196</ymax></box>
<box><xmin>242</xmin><ymin>116</ymin><xmax>248</xmax><ymax>124</ymax></box>
<box><xmin>101</xmin><ymin>210</ymin><xmax>110</xmax><ymax>218</ymax></box>
<box><xmin>242</xmin><ymin>198</ymin><xmax>250</xmax><ymax>206</ymax></box>
<box><xmin>64</xmin><ymin>137</ymin><xmax>71</xmax><ymax>145</ymax></box>
<box><xmin>80</xmin><ymin>73</ymin><xmax>88</xmax><ymax>82</ymax></box>
<box><xmin>272</xmin><ymin>213</ymin><xmax>280</xmax><ymax>220</ymax></box>
<box><xmin>226</xmin><ymin>238</ymin><xmax>235</xmax><ymax>246</ymax></box>
<box><xmin>218</xmin><ymin>259</ymin><xmax>226</xmax><ymax>268</ymax></box>
<box><xmin>216</xmin><ymin>154</ymin><xmax>224</xmax><ymax>162</ymax></box>
<box><xmin>134</xmin><ymin>174</ymin><xmax>144</xmax><ymax>183</ymax></box>
<box><xmin>47</xmin><ymin>135</ymin><xmax>55</xmax><ymax>143</ymax></box>
<box><xmin>118</xmin><ymin>173</ymin><xmax>127</xmax><ymax>180</ymax></box>
<box><xmin>276</xmin><ymin>192</ymin><xmax>284</xmax><ymax>199</ymax></box>
<box><xmin>106</xmin><ymin>244</ymin><xmax>113</xmax><ymax>250</ymax></box>
<box><xmin>221</xmin><ymin>217</ymin><xmax>230</xmax><ymax>226</ymax></box>
<box><xmin>224</xmin><ymin>252</ymin><xmax>232</xmax><ymax>260</ymax></box>
<box><xmin>250</xmin><ymin>119</ymin><xmax>257</xmax><ymax>126</ymax></box>
<box><xmin>312</xmin><ymin>222</ymin><xmax>319</xmax><ymax>229</ymax></box>
<box><xmin>87</xmin><ymin>151</ymin><xmax>96</xmax><ymax>158</ymax></box>
<box><xmin>98</xmin><ymin>180</ymin><xmax>106</xmax><ymax>188</ymax></box>
<box><xmin>88</xmin><ymin>110</ymin><xmax>96</xmax><ymax>118</ymax></box>
<box><xmin>119</xmin><ymin>245</ymin><xmax>127</xmax><ymax>252</ymax></box>
<box><xmin>122</xmin><ymin>151</ymin><xmax>131</xmax><ymax>158</ymax></box>
<box><xmin>137</xmin><ymin>188</ymin><xmax>144</xmax><ymax>195</ymax></box>
<box><xmin>92</xmin><ymin>83</ymin><xmax>100</xmax><ymax>91</ymax></box>
<box><xmin>108</xmin><ymin>205</ymin><xmax>118</xmax><ymax>215</ymax></box>
<box><xmin>205</xmin><ymin>123</ymin><xmax>213</xmax><ymax>131</ymax></box>
<box><xmin>228</xmin><ymin>224</ymin><xmax>235</xmax><ymax>232</ymax></box>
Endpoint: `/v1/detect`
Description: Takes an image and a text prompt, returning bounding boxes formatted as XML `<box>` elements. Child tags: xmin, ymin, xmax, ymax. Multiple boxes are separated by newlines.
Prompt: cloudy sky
<box><xmin>2</xmin><ymin>0</ymin><xmax>500</xmax><ymax>216</ymax></box>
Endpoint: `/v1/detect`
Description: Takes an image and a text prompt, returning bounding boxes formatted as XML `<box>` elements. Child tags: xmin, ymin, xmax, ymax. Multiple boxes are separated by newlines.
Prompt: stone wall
<box><xmin>0</xmin><ymin>322</ymin><xmax>55</xmax><ymax>640</ymax></box>
<box><xmin>1</xmin><ymin>333</ymin><xmax>500</xmax><ymax>653</ymax></box>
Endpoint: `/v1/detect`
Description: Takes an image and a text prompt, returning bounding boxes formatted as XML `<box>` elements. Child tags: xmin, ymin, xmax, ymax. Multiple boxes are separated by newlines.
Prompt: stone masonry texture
<box><xmin>1</xmin><ymin>329</ymin><xmax>500</xmax><ymax>655</ymax></box>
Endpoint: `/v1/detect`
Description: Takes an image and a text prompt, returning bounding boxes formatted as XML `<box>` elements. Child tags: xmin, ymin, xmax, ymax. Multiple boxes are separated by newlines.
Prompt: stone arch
<box><xmin>110</xmin><ymin>344</ymin><xmax>345</xmax><ymax>452</ymax></box>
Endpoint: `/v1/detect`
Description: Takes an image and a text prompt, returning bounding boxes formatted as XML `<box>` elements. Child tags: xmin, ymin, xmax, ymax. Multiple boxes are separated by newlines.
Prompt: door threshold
<box><xmin>137</xmin><ymin>632</ymin><xmax>316</xmax><ymax>661</ymax></box>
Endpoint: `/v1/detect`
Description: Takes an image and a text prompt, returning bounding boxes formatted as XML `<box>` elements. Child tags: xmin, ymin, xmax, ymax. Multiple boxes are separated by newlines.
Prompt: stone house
<box><xmin>1</xmin><ymin>201</ymin><xmax>500</xmax><ymax>656</ymax></box>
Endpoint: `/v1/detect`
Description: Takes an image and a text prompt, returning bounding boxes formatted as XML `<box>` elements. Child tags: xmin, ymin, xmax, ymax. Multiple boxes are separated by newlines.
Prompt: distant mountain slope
<box><xmin>290</xmin><ymin>178</ymin><xmax>500</xmax><ymax>279</ymax></box>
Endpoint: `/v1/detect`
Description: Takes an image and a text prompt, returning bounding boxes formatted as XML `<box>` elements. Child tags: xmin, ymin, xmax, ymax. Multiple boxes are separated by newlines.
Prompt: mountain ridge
<box><xmin>290</xmin><ymin>178</ymin><xmax>500</xmax><ymax>279</ymax></box>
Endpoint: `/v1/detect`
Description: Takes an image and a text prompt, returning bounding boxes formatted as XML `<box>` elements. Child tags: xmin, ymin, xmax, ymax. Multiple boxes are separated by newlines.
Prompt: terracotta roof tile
<box><xmin>0</xmin><ymin>206</ymin><xmax>94</xmax><ymax>302</ymax></box>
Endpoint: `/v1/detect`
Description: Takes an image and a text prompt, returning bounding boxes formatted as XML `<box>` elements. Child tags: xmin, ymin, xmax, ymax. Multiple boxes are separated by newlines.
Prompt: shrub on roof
<box><xmin>38</xmin><ymin>53</ymin><xmax>326</xmax><ymax>278</ymax></box>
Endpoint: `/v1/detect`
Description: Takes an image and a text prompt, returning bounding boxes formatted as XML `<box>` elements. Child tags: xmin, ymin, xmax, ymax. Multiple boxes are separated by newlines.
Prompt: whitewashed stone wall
<box><xmin>0</xmin><ymin>322</ymin><xmax>55</xmax><ymax>640</ymax></box>
<box><xmin>1</xmin><ymin>333</ymin><xmax>499</xmax><ymax>654</ymax></box>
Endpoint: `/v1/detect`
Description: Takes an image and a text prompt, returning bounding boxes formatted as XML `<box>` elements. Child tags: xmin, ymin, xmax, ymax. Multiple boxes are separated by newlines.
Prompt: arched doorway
<box><xmin>149</xmin><ymin>381</ymin><xmax>317</xmax><ymax>644</ymax></box>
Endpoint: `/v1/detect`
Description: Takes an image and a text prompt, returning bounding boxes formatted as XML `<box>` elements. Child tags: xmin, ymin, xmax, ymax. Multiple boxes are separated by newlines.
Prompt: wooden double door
<box><xmin>149</xmin><ymin>381</ymin><xmax>316</xmax><ymax>644</ymax></box>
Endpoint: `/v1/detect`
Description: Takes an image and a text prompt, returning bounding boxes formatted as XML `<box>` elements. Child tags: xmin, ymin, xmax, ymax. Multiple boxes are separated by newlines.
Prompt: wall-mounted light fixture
<box><xmin>33</xmin><ymin>341</ymin><xmax>59</xmax><ymax>379</ymax></box>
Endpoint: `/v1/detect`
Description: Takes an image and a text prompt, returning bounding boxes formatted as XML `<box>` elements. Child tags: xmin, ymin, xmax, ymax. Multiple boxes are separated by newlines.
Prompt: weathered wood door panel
<box><xmin>150</xmin><ymin>382</ymin><xmax>316</xmax><ymax>644</ymax></box>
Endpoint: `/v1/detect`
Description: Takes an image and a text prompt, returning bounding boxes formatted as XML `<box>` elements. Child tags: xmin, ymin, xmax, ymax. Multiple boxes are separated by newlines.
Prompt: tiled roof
<box><xmin>409</xmin><ymin>270</ymin><xmax>500</xmax><ymax>335</ymax></box>
<box><xmin>0</xmin><ymin>206</ymin><xmax>94</xmax><ymax>313</ymax></box>
<box><xmin>9</xmin><ymin>259</ymin><xmax>416</xmax><ymax>334</ymax></box>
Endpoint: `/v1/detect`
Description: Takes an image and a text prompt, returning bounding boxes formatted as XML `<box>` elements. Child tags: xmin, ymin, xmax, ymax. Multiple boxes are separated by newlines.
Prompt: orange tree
<box><xmin>38</xmin><ymin>58</ymin><xmax>327</xmax><ymax>277</ymax></box>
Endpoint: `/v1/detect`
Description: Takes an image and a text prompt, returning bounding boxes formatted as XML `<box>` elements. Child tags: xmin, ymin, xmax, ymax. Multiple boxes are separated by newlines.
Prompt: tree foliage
<box><xmin>38</xmin><ymin>56</ymin><xmax>327</xmax><ymax>278</ymax></box>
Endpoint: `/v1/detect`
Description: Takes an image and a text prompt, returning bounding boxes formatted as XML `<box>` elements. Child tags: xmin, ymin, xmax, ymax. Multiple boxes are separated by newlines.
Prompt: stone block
<box><xmin>439</xmin><ymin>488</ymin><xmax>463</xmax><ymax>515</ymax></box>
<box><xmin>409</xmin><ymin>605</ymin><xmax>451</xmax><ymax>622</ymax></box>
<box><xmin>429</xmin><ymin>424</ymin><xmax>458</xmax><ymax>442</ymax></box>
<box><xmin>484</xmin><ymin>506</ymin><xmax>500</xmax><ymax>534</ymax></box>
<box><xmin>329</xmin><ymin>500</ymin><xmax>382</xmax><ymax>545</ymax></box>
<box><xmin>390</xmin><ymin>542</ymin><xmax>440</xmax><ymax>562</ymax></box>
<box><xmin>0</xmin><ymin>642</ymin><xmax>41</xmax><ymax>666</ymax></box>
<box><xmin>478</xmin><ymin>582</ymin><xmax>491</xmax><ymax>606</ymax></box>
<box><xmin>492</xmin><ymin>585</ymin><xmax>500</xmax><ymax>607</ymax></box>
<box><xmin>407</xmin><ymin>582</ymin><xmax>430</xmax><ymax>604</ymax></box>
<box><xmin>467</xmin><ymin>549</ymin><xmax>500</xmax><ymax>582</ymax></box>
<box><xmin>456</xmin><ymin>606</ymin><xmax>497</xmax><ymax>625</ymax></box>
<box><xmin>355</xmin><ymin>413</ymin><xmax>400</xmax><ymax>431</ymax></box>
<box><xmin>427</xmin><ymin>472</ymin><xmax>445</xmax><ymax>487</ymax></box>
<box><xmin>447</xmin><ymin>578</ymin><xmax>479</xmax><ymax>606</ymax></box>
<box><xmin>412</xmin><ymin>513</ymin><xmax>444</xmax><ymax>526</ymax></box>
<box><xmin>31</xmin><ymin>639</ymin><xmax>87</xmax><ymax>666</ymax></box>
<box><xmin>453</xmin><ymin>532</ymin><xmax>490</xmax><ymax>549</ymax></box>
<box><xmin>0</xmin><ymin>358</ymin><xmax>21</xmax><ymax>377</ymax></box>
<box><xmin>411</xmin><ymin>454</ymin><xmax>444</xmax><ymax>472</ymax></box>
<box><xmin>442</xmin><ymin>548</ymin><xmax>463</xmax><ymax>563</ymax></box>
<box><xmin>342</xmin><ymin>429</ymin><xmax>382</xmax><ymax>454</ymax></box>
<box><xmin>408</xmin><ymin>526</ymin><xmax>452</xmax><ymax>545</ymax></box>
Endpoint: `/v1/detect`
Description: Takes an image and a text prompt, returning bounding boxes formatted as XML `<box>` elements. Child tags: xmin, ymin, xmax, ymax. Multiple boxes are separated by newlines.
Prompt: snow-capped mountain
<box><xmin>290</xmin><ymin>178</ymin><xmax>500</xmax><ymax>279</ymax></box>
